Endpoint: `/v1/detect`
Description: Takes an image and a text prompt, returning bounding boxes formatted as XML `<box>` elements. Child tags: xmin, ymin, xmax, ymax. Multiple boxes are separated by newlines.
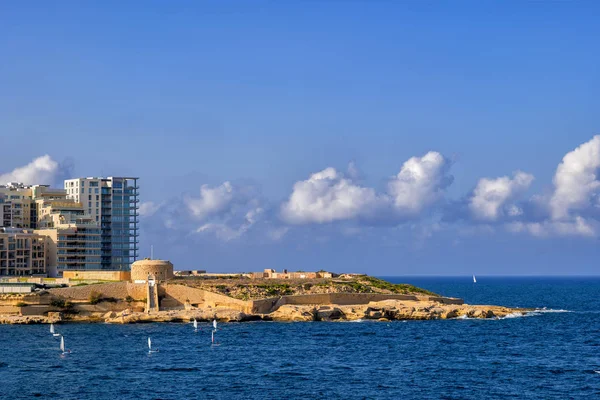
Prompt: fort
<box><xmin>0</xmin><ymin>260</ymin><xmax>531</xmax><ymax>323</ymax></box>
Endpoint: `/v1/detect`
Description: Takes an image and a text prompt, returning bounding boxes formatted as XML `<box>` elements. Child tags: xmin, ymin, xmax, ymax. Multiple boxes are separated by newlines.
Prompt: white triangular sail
<box><xmin>148</xmin><ymin>337</ymin><xmax>152</xmax><ymax>351</ymax></box>
<box><xmin>60</xmin><ymin>336</ymin><xmax>65</xmax><ymax>353</ymax></box>
<box><xmin>193</xmin><ymin>319</ymin><xmax>198</xmax><ymax>330</ymax></box>
<box><xmin>473</xmin><ymin>275</ymin><xmax>477</xmax><ymax>283</ymax></box>
<box><xmin>50</xmin><ymin>323</ymin><xmax>55</xmax><ymax>334</ymax></box>
<box><xmin>213</xmin><ymin>319</ymin><xmax>217</xmax><ymax>330</ymax></box>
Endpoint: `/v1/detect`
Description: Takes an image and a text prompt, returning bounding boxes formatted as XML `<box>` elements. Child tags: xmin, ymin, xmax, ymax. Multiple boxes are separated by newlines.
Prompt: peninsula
<box><xmin>0</xmin><ymin>260</ymin><xmax>530</xmax><ymax>324</ymax></box>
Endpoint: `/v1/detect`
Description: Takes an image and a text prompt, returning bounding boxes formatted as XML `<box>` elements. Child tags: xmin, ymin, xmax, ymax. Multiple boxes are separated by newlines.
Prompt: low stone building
<box><xmin>259</xmin><ymin>269</ymin><xmax>332</xmax><ymax>279</ymax></box>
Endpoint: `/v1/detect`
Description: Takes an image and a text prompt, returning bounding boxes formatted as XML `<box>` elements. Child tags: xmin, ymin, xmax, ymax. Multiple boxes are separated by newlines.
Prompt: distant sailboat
<box><xmin>60</xmin><ymin>336</ymin><xmax>69</xmax><ymax>354</ymax></box>
<box><xmin>50</xmin><ymin>323</ymin><xmax>60</xmax><ymax>337</ymax></box>
<box><xmin>148</xmin><ymin>337</ymin><xmax>154</xmax><ymax>353</ymax></box>
<box><xmin>193</xmin><ymin>319</ymin><xmax>198</xmax><ymax>332</ymax></box>
<box><xmin>212</xmin><ymin>319</ymin><xmax>217</xmax><ymax>330</ymax></box>
<box><xmin>473</xmin><ymin>275</ymin><xmax>477</xmax><ymax>283</ymax></box>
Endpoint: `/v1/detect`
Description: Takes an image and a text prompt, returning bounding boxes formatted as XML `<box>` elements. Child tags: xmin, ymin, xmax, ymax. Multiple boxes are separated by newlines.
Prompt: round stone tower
<box><xmin>130</xmin><ymin>259</ymin><xmax>174</xmax><ymax>282</ymax></box>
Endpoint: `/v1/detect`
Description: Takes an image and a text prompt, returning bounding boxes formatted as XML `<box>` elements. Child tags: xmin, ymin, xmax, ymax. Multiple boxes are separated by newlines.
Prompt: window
<box><xmin>95</xmin><ymin>188</ymin><xmax>99</xmax><ymax>194</ymax></box>
<box><xmin>88</xmin><ymin>202</ymin><xmax>92</xmax><ymax>207</ymax></box>
<box><xmin>89</xmin><ymin>188</ymin><xmax>92</xmax><ymax>194</ymax></box>
<box><xmin>96</xmin><ymin>195</ymin><xmax>99</xmax><ymax>200</ymax></box>
<box><xmin>96</xmin><ymin>202</ymin><xmax>99</xmax><ymax>207</ymax></box>
<box><xmin>88</xmin><ymin>195</ymin><xmax>92</xmax><ymax>201</ymax></box>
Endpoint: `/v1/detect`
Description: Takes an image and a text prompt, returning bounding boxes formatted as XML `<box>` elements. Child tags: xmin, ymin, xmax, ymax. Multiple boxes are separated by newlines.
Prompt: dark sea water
<box><xmin>1</xmin><ymin>276</ymin><xmax>600</xmax><ymax>399</ymax></box>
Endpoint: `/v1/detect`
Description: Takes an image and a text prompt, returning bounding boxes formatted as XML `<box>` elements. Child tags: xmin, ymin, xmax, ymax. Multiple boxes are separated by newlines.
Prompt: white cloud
<box><xmin>139</xmin><ymin>201</ymin><xmax>161</xmax><ymax>217</ymax></box>
<box><xmin>281</xmin><ymin>152</ymin><xmax>454</xmax><ymax>225</ymax></box>
<box><xmin>506</xmin><ymin>217</ymin><xmax>596</xmax><ymax>238</ymax></box>
<box><xmin>469</xmin><ymin>171</ymin><xmax>534</xmax><ymax>221</ymax></box>
<box><xmin>550</xmin><ymin>135</ymin><xmax>600</xmax><ymax>220</ymax></box>
<box><xmin>185</xmin><ymin>181</ymin><xmax>234</xmax><ymax>220</ymax></box>
<box><xmin>280</xmin><ymin>167</ymin><xmax>383</xmax><ymax>224</ymax></box>
<box><xmin>387</xmin><ymin>151</ymin><xmax>453</xmax><ymax>215</ymax></box>
<box><xmin>195</xmin><ymin>207</ymin><xmax>264</xmax><ymax>241</ymax></box>
<box><xmin>0</xmin><ymin>155</ymin><xmax>60</xmax><ymax>185</ymax></box>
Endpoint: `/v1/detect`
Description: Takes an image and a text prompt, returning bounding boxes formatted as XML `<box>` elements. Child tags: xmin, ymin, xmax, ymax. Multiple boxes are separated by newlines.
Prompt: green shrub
<box><xmin>88</xmin><ymin>291</ymin><xmax>102</xmax><ymax>305</ymax></box>
<box><xmin>125</xmin><ymin>295</ymin><xmax>134</xmax><ymax>303</ymax></box>
<box><xmin>50</xmin><ymin>299</ymin><xmax>66</xmax><ymax>308</ymax></box>
<box><xmin>15</xmin><ymin>302</ymin><xmax>27</xmax><ymax>307</ymax></box>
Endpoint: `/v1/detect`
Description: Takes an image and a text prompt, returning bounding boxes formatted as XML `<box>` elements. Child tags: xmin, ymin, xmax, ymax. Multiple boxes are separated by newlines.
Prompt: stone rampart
<box><xmin>428</xmin><ymin>296</ymin><xmax>464</xmax><ymax>305</ymax></box>
<box><xmin>158</xmin><ymin>284</ymin><xmax>250</xmax><ymax>312</ymax></box>
<box><xmin>62</xmin><ymin>270</ymin><xmax>131</xmax><ymax>281</ymax></box>
<box><xmin>251</xmin><ymin>293</ymin><xmax>421</xmax><ymax>314</ymax></box>
<box><xmin>48</xmin><ymin>282</ymin><xmax>147</xmax><ymax>301</ymax></box>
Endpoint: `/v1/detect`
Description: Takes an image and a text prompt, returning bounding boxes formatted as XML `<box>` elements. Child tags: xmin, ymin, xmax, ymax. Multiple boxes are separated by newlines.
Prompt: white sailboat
<box><xmin>60</xmin><ymin>336</ymin><xmax>69</xmax><ymax>354</ymax></box>
<box><xmin>148</xmin><ymin>337</ymin><xmax>158</xmax><ymax>353</ymax></box>
<box><xmin>50</xmin><ymin>323</ymin><xmax>60</xmax><ymax>337</ymax></box>
<box><xmin>212</xmin><ymin>319</ymin><xmax>217</xmax><ymax>330</ymax></box>
<box><xmin>473</xmin><ymin>275</ymin><xmax>477</xmax><ymax>283</ymax></box>
<box><xmin>193</xmin><ymin>319</ymin><xmax>198</xmax><ymax>332</ymax></box>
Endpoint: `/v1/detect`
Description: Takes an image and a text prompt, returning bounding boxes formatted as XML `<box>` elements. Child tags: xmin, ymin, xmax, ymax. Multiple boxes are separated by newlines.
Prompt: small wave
<box><xmin>595</xmin><ymin>371</ymin><xmax>600</xmax><ymax>374</ymax></box>
<box><xmin>501</xmin><ymin>312</ymin><xmax>529</xmax><ymax>319</ymax></box>
<box><xmin>533</xmin><ymin>308</ymin><xmax>570</xmax><ymax>313</ymax></box>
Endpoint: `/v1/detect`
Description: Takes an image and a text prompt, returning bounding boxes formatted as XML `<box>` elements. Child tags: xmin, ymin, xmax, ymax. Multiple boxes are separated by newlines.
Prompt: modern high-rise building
<box><xmin>64</xmin><ymin>177</ymin><xmax>139</xmax><ymax>270</ymax></box>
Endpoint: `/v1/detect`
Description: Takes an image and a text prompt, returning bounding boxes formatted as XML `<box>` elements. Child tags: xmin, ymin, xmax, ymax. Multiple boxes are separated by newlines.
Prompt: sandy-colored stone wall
<box><xmin>428</xmin><ymin>296</ymin><xmax>464</xmax><ymax>305</ymax></box>
<box><xmin>252</xmin><ymin>293</ymin><xmax>422</xmax><ymax>313</ymax></box>
<box><xmin>158</xmin><ymin>284</ymin><xmax>250</xmax><ymax>312</ymax></box>
<box><xmin>63</xmin><ymin>270</ymin><xmax>131</xmax><ymax>281</ymax></box>
<box><xmin>47</xmin><ymin>282</ymin><xmax>147</xmax><ymax>301</ymax></box>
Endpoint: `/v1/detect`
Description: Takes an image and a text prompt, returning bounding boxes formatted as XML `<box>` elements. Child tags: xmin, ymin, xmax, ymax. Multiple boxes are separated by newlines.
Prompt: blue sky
<box><xmin>1</xmin><ymin>2</ymin><xmax>600</xmax><ymax>275</ymax></box>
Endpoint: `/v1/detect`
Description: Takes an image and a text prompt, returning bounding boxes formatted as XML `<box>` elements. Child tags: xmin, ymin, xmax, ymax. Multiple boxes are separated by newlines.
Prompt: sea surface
<box><xmin>1</xmin><ymin>276</ymin><xmax>600</xmax><ymax>399</ymax></box>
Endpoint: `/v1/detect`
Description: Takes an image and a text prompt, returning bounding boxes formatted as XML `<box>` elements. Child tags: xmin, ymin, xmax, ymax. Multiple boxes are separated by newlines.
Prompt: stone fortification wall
<box><xmin>62</xmin><ymin>270</ymin><xmax>131</xmax><ymax>281</ymax></box>
<box><xmin>48</xmin><ymin>282</ymin><xmax>147</xmax><ymax>301</ymax></box>
<box><xmin>131</xmin><ymin>260</ymin><xmax>174</xmax><ymax>282</ymax></box>
<box><xmin>252</xmin><ymin>293</ymin><xmax>422</xmax><ymax>314</ymax></box>
<box><xmin>428</xmin><ymin>296</ymin><xmax>464</xmax><ymax>305</ymax></box>
<box><xmin>158</xmin><ymin>284</ymin><xmax>250</xmax><ymax>312</ymax></box>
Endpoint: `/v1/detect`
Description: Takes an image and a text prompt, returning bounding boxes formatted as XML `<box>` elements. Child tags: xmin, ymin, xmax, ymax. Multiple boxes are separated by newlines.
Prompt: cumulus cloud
<box><xmin>469</xmin><ymin>171</ymin><xmax>534</xmax><ymax>221</ymax></box>
<box><xmin>506</xmin><ymin>217</ymin><xmax>596</xmax><ymax>238</ymax></box>
<box><xmin>550</xmin><ymin>135</ymin><xmax>600</xmax><ymax>220</ymax></box>
<box><xmin>280</xmin><ymin>167</ymin><xmax>384</xmax><ymax>224</ymax></box>
<box><xmin>195</xmin><ymin>207</ymin><xmax>264</xmax><ymax>241</ymax></box>
<box><xmin>387</xmin><ymin>151</ymin><xmax>453</xmax><ymax>215</ymax></box>
<box><xmin>281</xmin><ymin>152</ymin><xmax>454</xmax><ymax>225</ymax></box>
<box><xmin>142</xmin><ymin>180</ymin><xmax>266</xmax><ymax>242</ymax></box>
<box><xmin>139</xmin><ymin>201</ymin><xmax>161</xmax><ymax>217</ymax></box>
<box><xmin>185</xmin><ymin>181</ymin><xmax>235</xmax><ymax>220</ymax></box>
<box><xmin>0</xmin><ymin>155</ymin><xmax>60</xmax><ymax>185</ymax></box>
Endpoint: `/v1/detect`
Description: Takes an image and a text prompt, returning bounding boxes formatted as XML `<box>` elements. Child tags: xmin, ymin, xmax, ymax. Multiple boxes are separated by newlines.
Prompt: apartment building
<box><xmin>34</xmin><ymin>194</ymin><xmax>101</xmax><ymax>272</ymax></box>
<box><xmin>64</xmin><ymin>177</ymin><xmax>139</xmax><ymax>270</ymax></box>
<box><xmin>0</xmin><ymin>228</ymin><xmax>47</xmax><ymax>276</ymax></box>
<box><xmin>0</xmin><ymin>183</ymin><xmax>35</xmax><ymax>228</ymax></box>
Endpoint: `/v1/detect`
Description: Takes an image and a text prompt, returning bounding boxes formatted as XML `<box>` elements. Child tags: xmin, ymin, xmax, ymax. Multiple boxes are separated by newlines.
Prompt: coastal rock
<box><xmin>270</xmin><ymin>305</ymin><xmax>315</xmax><ymax>322</ymax></box>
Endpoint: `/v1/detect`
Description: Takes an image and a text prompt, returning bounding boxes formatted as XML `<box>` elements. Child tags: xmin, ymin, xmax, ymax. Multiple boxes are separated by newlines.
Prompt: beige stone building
<box><xmin>259</xmin><ymin>269</ymin><xmax>333</xmax><ymax>279</ymax></box>
<box><xmin>0</xmin><ymin>228</ymin><xmax>47</xmax><ymax>276</ymax></box>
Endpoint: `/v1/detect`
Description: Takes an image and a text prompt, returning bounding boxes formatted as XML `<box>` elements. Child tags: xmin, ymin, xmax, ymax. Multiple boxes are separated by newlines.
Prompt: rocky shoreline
<box><xmin>0</xmin><ymin>298</ymin><xmax>532</xmax><ymax>325</ymax></box>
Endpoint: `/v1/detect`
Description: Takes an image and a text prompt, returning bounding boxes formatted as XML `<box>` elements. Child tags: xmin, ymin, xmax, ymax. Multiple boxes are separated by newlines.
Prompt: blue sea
<box><xmin>1</xmin><ymin>276</ymin><xmax>600</xmax><ymax>399</ymax></box>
